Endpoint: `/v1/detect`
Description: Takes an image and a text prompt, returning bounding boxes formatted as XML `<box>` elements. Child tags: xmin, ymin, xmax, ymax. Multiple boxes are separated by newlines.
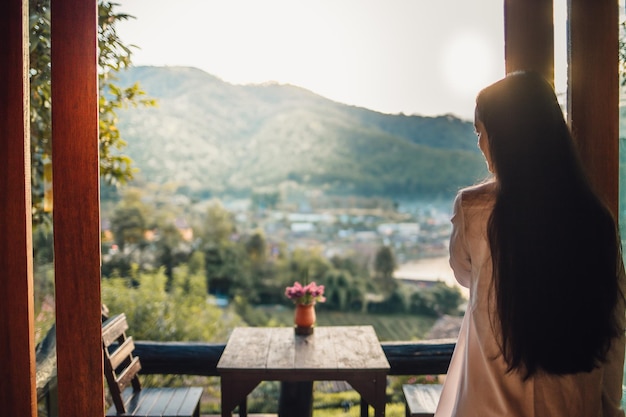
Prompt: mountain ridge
<box><xmin>115</xmin><ymin>66</ymin><xmax>488</xmax><ymax>200</ymax></box>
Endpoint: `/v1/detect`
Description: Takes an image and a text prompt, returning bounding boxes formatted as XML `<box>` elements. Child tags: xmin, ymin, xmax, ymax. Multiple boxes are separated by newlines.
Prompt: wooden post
<box><xmin>504</xmin><ymin>0</ymin><xmax>554</xmax><ymax>85</ymax></box>
<box><xmin>51</xmin><ymin>0</ymin><xmax>104</xmax><ymax>415</ymax></box>
<box><xmin>0</xmin><ymin>0</ymin><xmax>36</xmax><ymax>415</ymax></box>
<box><xmin>568</xmin><ymin>0</ymin><xmax>619</xmax><ymax>216</ymax></box>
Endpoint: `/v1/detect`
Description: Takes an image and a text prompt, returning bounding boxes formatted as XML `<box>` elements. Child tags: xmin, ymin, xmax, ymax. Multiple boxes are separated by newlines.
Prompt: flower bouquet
<box><xmin>284</xmin><ymin>281</ymin><xmax>326</xmax><ymax>305</ymax></box>
<box><xmin>285</xmin><ymin>281</ymin><xmax>325</xmax><ymax>335</ymax></box>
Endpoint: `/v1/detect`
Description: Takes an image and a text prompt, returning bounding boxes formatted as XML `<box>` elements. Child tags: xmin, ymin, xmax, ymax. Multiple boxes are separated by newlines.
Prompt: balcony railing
<box><xmin>36</xmin><ymin>329</ymin><xmax>454</xmax><ymax>416</ymax></box>
<box><xmin>132</xmin><ymin>338</ymin><xmax>455</xmax><ymax>376</ymax></box>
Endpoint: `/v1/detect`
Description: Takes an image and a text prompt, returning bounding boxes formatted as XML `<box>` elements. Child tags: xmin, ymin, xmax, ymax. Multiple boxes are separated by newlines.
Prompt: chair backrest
<box><xmin>102</xmin><ymin>313</ymin><xmax>142</xmax><ymax>414</ymax></box>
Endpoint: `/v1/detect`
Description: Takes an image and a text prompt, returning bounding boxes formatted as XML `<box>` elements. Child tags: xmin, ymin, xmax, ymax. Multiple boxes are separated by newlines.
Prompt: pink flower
<box><xmin>285</xmin><ymin>281</ymin><xmax>306</xmax><ymax>299</ymax></box>
<box><xmin>285</xmin><ymin>280</ymin><xmax>326</xmax><ymax>305</ymax></box>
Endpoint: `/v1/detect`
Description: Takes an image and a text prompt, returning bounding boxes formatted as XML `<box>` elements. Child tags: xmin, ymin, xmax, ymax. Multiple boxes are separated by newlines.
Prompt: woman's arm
<box><xmin>449</xmin><ymin>192</ymin><xmax>471</xmax><ymax>288</ymax></box>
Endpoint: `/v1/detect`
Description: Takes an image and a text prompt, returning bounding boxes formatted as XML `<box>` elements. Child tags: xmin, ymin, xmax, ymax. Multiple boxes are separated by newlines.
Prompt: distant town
<box><xmin>101</xmin><ymin>192</ymin><xmax>461</xmax><ymax>292</ymax></box>
<box><xmin>223</xmin><ymin>197</ymin><xmax>457</xmax><ymax>285</ymax></box>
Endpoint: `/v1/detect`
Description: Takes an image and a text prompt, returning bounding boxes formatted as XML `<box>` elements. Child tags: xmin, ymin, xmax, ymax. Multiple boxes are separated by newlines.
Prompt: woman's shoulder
<box><xmin>456</xmin><ymin>179</ymin><xmax>496</xmax><ymax>205</ymax></box>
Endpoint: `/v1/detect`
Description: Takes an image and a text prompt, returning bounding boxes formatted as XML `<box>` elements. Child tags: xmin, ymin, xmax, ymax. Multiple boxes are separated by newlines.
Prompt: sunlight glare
<box><xmin>442</xmin><ymin>34</ymin><xmax>499</xmax><ymax>98</ymax></box>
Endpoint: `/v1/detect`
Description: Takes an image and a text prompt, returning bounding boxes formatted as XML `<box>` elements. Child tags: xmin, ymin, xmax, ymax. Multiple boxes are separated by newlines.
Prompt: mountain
<box><xmin>115</xmin><ymin>66</ymin><xmax>487</xmax><ymax>200</ymax></box>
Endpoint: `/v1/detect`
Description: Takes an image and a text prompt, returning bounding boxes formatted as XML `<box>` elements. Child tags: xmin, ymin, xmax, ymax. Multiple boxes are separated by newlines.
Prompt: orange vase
<box><xmin>294</xmin><ymin>303</ymin><xmax>316</xmax><ymax>335</ymax></box>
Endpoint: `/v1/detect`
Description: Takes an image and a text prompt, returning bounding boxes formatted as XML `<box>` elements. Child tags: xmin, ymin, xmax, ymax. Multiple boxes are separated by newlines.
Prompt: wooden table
<box><xmin>217</xmin><ymin>325</ymin><xmax>390</xmax><ymax>417</ymax></box>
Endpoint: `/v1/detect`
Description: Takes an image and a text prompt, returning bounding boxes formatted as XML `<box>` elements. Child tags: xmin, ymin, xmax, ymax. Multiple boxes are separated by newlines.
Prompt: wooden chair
<box><xmin>102</xmin><ymin>313</ymin><xmax>203</xmax><ymax>416</ymax></box>
<box><xmin>402</xmin><ymin>383</ymin><xmax>443</xmax><ymax>417</ymax></box>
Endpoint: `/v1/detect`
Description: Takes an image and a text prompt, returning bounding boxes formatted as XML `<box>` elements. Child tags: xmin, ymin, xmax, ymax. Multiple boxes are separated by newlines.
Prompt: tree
<box><xmin>199</xmin><ymin>200</ymin><xmax>247</xmax><ymax>297</ymax></box>
<box><xmin>201</xmin><ymin>200</ymin><xmax>237</xmax><ymax>245</ymax></box>
<box><xmin>109</xmin><ymin>188</ymin><xmax>151</xmax><ymax>252</ymax></box>
<box><xmin>373</xmin><ymin>245</ymin><xmax>398</xmax><ymax>296</ymax></box>
<box><xmin>431</xmin><ymin>282</ymin><xmax>464</xmax><ymax>315</ymax></box>
<box><xmin>29</xmin><ymin>0</ymin><xmax>156</xmax><ymax>228</ymax></box>
<box><xmin>245</xmin><ymin>230</ymin><xmax>267</xmax><ymax>263</ymax></box>
<box><xmin>155</xmin><ymin>222</ymin><xmax>184</xmax><ymax>287</ymax></box>
<box><xmin>323</xmin><ymin>269</ymin><xmax>360</xmax><ymax>311</ymax></box>
<box><xmin>101</xmin><ymin>265</ymin><xmax>244</xmax><ymax>342</ymax></box>
<box><xmin>111</xmin><ymin>205</ymin><xmax>146</xmax><ymax>252</ymax></box>
<box><xmin>286</xmin><ymin>248</ymin><xmax>332</xmax><ymax>285</ymax></box>
<box><xmin>374</xmin><ymin>245</ymin><xmax>397</xmax><ymax>280</ymax></box>
<box><xmin>204</xmin><ymin>242</ymin><xmax>249</xmax><ymax>299</ymax></box>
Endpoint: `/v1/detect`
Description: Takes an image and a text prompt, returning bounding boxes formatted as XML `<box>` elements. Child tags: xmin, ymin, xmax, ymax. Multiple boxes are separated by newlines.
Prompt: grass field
<box><xmin>256</xmin><ymin>306</ymin><xmax>438</xmax><ymax>342</ymax></box>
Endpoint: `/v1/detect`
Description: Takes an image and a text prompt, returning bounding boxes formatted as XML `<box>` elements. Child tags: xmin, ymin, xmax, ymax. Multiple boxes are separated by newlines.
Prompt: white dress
<box><xmin>435</xmin><ymin>181</ymin><xmax>625</xmax><ymax>417</ymax></box>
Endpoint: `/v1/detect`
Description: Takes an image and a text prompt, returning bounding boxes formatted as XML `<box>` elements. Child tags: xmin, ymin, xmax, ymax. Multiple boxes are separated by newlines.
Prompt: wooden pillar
<box><xmin>504</xmin><ymin>0</ymin><xmax>554</xmax><ymax>85</ymax></box>
<box><xmin>51</xmin><ymin>0</ymin><xmax>104</xmax><ymax>415</ymax></box>
<box><xmin>0</xmin><ymin>0</ymin><xmax>36</xmax><ymax>415</ymax></box>
<box><xmin>568</xmin><ymin>0</ymin><xmax>619</xmax><ymax>216</ymax></box>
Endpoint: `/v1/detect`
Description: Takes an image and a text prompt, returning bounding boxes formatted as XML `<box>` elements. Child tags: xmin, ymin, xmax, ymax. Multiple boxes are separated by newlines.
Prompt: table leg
<box><xmin>220</xmin><ymin>376</ymin><xmax>260</xmax><ymax>417</ymax></box>
<box><xmin>348</xmin><ymin>372</ymin><xmax>387</xmax><ymax>417</ymax></box>
<box><xmin>239</xmin><ymin>397</ymin><xmax>247</xmax><ymax>417</ymax></box>
<box><xmin>374</xmin><ymin>371</ymin><xmax>387</xmax><ymax>417</ymax></box>
<box><xmin>278</xmin><ymin>381</ymin><xmax>313</xmax><ymax>417</ymax></box>
<box><xmin>360</xmin><ymin>397</ymin><xmax>368</xmax><ymax>417</ymax></box>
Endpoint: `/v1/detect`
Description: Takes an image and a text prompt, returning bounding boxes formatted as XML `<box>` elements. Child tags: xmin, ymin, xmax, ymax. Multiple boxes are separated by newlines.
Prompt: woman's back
<box><xmin>435</xmin><ymin>72</ymin><xmax>625</xmax><ymax>417</ymax></box>
<box><xmin>436</xmin><ymin>181</ymin><xmax>625</xmax><ymax>417</ymax></box>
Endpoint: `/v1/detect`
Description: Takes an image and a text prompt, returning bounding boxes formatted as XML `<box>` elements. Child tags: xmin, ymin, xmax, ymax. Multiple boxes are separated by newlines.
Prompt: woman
<box><xmin>435</xmin><ymin>71</ymin><xmax>625</xmax><ymax>417</ymax></box>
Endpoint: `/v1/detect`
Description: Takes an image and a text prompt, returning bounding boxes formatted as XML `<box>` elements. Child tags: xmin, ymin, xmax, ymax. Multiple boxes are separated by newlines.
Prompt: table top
<box><xmin>217</xmin><ymin>325</ymin><xmax>390</xmax><ymax>374</ymax></box>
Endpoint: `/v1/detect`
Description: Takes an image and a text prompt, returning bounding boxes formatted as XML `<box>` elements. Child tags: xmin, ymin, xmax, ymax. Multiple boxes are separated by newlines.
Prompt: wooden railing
<box><xmin>36</xmin><ymin>332</ymin><xmax>455</xmax><ymax>416</ymax></box>
<box><xmin>132</xmin><ymin>339</ymin><xmax>455</xmax><ymax>376</ymax></box>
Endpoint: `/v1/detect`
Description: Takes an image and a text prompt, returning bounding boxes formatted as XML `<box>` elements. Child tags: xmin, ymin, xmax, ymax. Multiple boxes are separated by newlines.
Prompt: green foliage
<box><xmin>367</xmin><ymin>281</ymin><xmax>464</xmax><ymax>317</ymax></box>
<box><xmin>29</xmin><ymin>0</ymin><xmax>52</xmax><ymax>227</ymax></box>
<box><xmin>29</xmin><ymin>0</ymin><xmax>155</xmax><ymax>228</ymax></box>
<box><xmin>288</xmin><ymin>247</ymin><xmax>333</xmax><ymax>281</ymax></box>
<box><xmin>374</xmin><ymin>245</ymin><xmax>397</xmax><ymax>280</ymax></box>
<box><xmin>246</xmin><ymin>381</ymin><xmax>282</xmax><ymax>413</ymax></box>
<box><xmin>200</xmin><ymin>199</ymin><xmax>237</xmax><ymax>245</ymax></box>
<box><xmin>98</xmin><ymin>0</ymin><xmax>156</xmax><ymax>187</ymax></box>
<box><xmin>407</xmin><ymin>282</ymin><xmax>465</xmax><ymax>317</ymax></box>
<box><xmin>33</xmin><ymin>264</ymin><xmax>55</xmax><ymax>344</ymax></box>
<box><xmin>232</xmin><ymin>297</ymin><xmax>283</xmax><ymax>327</ymax></box>
<box><xmin>204</xmin><ymin>242</ymin><xmax>250</xmax><ymax>298</ymax></box>
<box><xmin>430</xmin><ymin>282</ymin><xmax>465</xmax><ymax>315</ymax></box>
<box><xmin>199</xmin><ymin>200</ymin><xmax>246</xmax><ymax>297</ymax></box>
<box><xmin>155</xmin><ymin>222</ymin><xmax>185</xmax><ymax>286</ymax></box>
<box><xmin>101</xmin><ymin>265</ymin><xmax>243</xmax><ymax>342</ymax></box>
<box><xmin>33</xmin><ymin>225</ymin><xmax>54</xmax><ymax>264</ymax></box>
<box><xmin>373</xmin><ymin>246</ymin><xmax>399</xmax><ymax>298</ymax></box>
<box><xmin>323</xmin><ymin>269</ymin><xmax>362</xmax><ymax>311</ymax></box>
<box><xmin>251</xmin><ymin>190</ymin><xmax>280</xmax><ymax>210</ymax></box>
<box><xmin>248</xmin><ymin>306</ymin><xmax>437</xmax><ymax>342</ymax></box>
<box><xmin>409</xmin><ymin>290</ymin><xmax>438</xmax><ymax>317</ymax></box>
<box><xmin>101</xmin><ymin>189</ymin><xmax>464</xmax><ymax>318</ymax></box>
<box><xmin>111</xmin><ymin>205</ymin><xmax>147</xmax><ymax>251</ymax></box>
<box><xmin>245</xmin><ymin>230</ymin><xmax>267</xmax><ymax>263</ymax></box>
<box><xmin>187</xmin><ymin>250</ymin><xmax>206</xmax><ymax>275</ymax></box>
<box><xmin>330</xmin><ymin>253</ymin><xmax>369</xmax><ymax>279</ymax></box>
<box><xmin>367</xmin><ymin>287</ymin><xmax>407</xmax><ymax>314</ymax></box>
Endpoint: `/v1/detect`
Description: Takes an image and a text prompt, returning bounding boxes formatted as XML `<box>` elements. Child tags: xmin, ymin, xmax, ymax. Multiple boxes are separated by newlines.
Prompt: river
<box><xmin>394</xmin><ymin>256</ymin><xmax>468</xmax><ymax>296</ymax></box>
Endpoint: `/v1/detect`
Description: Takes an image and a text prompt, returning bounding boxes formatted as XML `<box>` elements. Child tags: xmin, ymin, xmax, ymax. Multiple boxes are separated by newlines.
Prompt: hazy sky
<box><xmin>116</xmin><ymin>0</ymin><xmax>569</xmax><ymax>120</ymax></box>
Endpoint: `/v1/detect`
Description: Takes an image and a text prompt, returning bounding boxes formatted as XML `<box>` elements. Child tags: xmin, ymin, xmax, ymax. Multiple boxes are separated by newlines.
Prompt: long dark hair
<box><xmin>476</xmin><ymin>71</ymin><xmax>623</xmax><ymax>378</ymax></box>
